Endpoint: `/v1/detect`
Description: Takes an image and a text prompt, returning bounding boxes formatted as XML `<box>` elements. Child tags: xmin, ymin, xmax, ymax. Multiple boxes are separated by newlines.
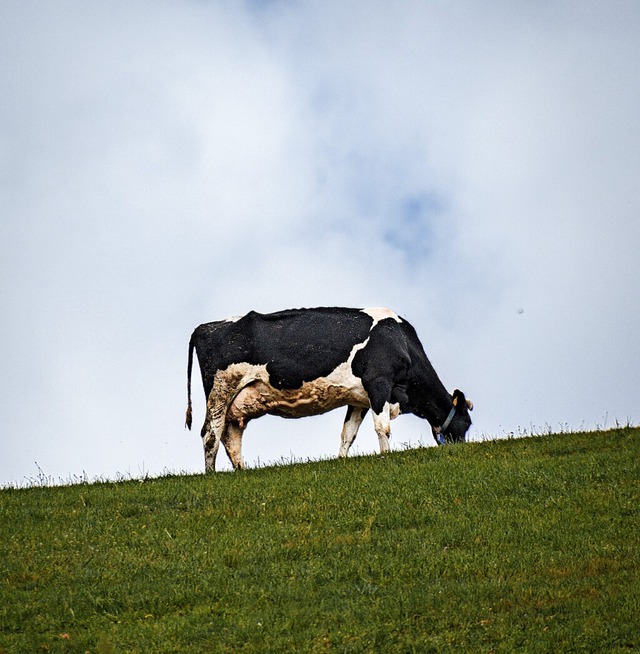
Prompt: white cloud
<box><xmin>1</xmin><ymin>1</ymin><xmax>639</xmax><ymax>484</ymax></box>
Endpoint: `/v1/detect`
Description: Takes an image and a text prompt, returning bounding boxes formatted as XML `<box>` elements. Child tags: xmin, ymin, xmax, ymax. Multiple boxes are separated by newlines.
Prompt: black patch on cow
<box><xmin>192</xmin><ymin>308</ymin><xmax>374</xmax><ymax>397</ymax></box>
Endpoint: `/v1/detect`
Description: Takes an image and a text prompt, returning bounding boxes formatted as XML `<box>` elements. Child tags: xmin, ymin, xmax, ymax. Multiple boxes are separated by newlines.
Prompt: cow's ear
<box><xmin>452</xmin><ymin>389</ymin><xmax>471</xmax><ymax>412</ymax></box>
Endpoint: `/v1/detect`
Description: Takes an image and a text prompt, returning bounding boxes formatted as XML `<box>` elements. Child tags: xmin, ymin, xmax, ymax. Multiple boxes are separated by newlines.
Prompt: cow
<box><xmin>185</xmin><ymin>307</ymin><xmax>473</xmax><ymax>472</ymax></box>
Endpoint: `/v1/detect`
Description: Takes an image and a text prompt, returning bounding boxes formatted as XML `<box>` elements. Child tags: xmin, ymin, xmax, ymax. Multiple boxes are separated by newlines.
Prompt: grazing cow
<box><xmin>185</xmin><ymin>307</ymin><xmax>473</xmax><ymax>472</ymax></box>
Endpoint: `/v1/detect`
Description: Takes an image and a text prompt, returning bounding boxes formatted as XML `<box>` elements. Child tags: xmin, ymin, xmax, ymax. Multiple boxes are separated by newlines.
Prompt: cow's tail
<box><xmin>185</xmin><ymin>331</ymin><xmax>196</xmax><ymax>430</ymax></box>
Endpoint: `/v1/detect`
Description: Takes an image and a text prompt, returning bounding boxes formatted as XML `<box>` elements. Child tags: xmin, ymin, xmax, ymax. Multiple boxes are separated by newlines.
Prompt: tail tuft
<box><xmin>185</xmin><ymin>402</ymin><xmax>192</xmax><ymax>430</ymax></box>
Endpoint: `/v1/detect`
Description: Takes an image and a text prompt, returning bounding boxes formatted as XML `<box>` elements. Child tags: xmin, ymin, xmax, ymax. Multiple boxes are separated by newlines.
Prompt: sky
<box><xmin>1</xmin><ymin>1</ymin><xmax>639</xmax><ymax>485</ymax></box>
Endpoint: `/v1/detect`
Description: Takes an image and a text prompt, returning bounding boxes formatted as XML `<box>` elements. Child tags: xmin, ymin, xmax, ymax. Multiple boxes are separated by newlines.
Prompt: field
<box><xmin>1</xmin><ymin>428</ymin><xmax>638</xmax><ymax>653</ymax></box>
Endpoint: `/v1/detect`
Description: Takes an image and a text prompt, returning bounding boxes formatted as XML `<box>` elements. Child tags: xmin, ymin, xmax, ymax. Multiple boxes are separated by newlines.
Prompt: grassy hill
<box><xmin>1</xmin><ymin>428</ymin><xmax>638</xmax><ymax>653</ymax></box>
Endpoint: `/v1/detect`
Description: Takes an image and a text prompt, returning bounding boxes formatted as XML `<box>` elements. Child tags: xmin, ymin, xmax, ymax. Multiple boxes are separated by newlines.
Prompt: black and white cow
<box><xmin>185</xmin><ymin>307</ymin><xmax>473</xmax><ymax>472</ymax></box>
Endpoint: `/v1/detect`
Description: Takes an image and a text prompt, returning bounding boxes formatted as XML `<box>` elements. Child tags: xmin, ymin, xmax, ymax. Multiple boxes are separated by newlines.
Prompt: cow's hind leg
<box><xmin>204</xmin><ymin>433</ymin><xmax>220</xmax><ymax>473</ymax></box>
<box><xmin>339</xmin><ymin>406</ymin><xmax>368</xmax><ymax>457</ymax></box>
<box><xmin>200</xmin><ymin>378</ymin><xmax>242</xmax><ymax>472</ymax></box>
<box><xmin>201</xmin><ymin>418</ymin><xmax>221</xmax><ymax>473</ymax></box>
<box><xmin>222</xmin><ymin>420</ymin><xmax>246</xmax><ymax>471</ymax></box>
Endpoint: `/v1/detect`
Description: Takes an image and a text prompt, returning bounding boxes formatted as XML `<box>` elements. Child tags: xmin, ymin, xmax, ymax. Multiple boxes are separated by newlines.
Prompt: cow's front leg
<box><xmin>339</xmin><ymin>406</ymin><xmax>368</xmax><ymax>457</ymax></box>
<box><xmin>364</xmin><ymin>378</ymin><xmax>396</xmax><ymax>455</ymax></box>
<box><xmin>372</xmin><ymin>401</ymin><xmax>396</xmax><ymax>454</ymax></box>
<box><xmin>222</xmin><ymin>420</ymin><xmax>246</xmax><ymax>471</ymax></box>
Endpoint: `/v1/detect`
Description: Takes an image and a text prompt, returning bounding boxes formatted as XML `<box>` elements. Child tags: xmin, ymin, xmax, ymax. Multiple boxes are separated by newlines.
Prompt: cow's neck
<box><xmin>411</xmin><ymin>375</ymin><xmax>453</xmax><ymax>428</ymax></box>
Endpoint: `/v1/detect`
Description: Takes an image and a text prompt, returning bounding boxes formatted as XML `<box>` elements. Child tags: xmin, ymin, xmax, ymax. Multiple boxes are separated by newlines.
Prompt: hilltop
<box><xmin>1</xmin><ymin>428</ymin><xmax>638</xmax><ymax>653</ymax></box>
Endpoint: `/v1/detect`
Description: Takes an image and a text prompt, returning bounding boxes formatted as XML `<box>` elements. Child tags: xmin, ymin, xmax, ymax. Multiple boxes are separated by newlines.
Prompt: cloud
<box><xmin>1</xmin><ymin>1</ymin><xmax>639</xmax><ymax>484</ymax></box>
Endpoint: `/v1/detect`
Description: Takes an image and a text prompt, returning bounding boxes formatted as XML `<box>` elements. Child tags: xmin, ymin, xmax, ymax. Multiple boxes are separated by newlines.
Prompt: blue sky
<box><xmin>1</xmin><ymin>1</ymin><xmax>639</xmax><ymax>484</ymax></box>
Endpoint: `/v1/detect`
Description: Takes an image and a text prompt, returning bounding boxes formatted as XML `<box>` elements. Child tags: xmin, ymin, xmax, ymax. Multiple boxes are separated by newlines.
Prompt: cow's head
<box><xmin>433</xmin><ymin>389</ymin><xmax>473</xmax><ymax>445</ymax></box>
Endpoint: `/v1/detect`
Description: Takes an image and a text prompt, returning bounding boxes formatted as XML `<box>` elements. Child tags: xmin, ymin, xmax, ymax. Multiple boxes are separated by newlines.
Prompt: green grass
<box><xmin>1</xmin><ymin>428</ymin><xmax>639</xmax><ymax>653</ymax></box>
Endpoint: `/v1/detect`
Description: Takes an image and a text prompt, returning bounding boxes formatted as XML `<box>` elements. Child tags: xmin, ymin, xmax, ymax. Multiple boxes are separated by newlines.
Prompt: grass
<box><xmin>1</xmin><ymin>428</ymin><xmax>638</xmax><ymax>653</ymax></box>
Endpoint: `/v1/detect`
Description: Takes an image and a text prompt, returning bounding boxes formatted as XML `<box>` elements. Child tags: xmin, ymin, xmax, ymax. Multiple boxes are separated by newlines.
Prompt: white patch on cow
<box><xmin>361</xmin><ymin>307</ymin><xmax>402</xmax><ymax>327</ymax></box>
<box><xmin>224</xmin><ymin>315</ymin><xmax>243</xmax><ymax>323</ymax></box>
<box><xmin>222</xmin><ymin>339</ymin><xmax>371</xmax><ymax>426</ymax></box>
